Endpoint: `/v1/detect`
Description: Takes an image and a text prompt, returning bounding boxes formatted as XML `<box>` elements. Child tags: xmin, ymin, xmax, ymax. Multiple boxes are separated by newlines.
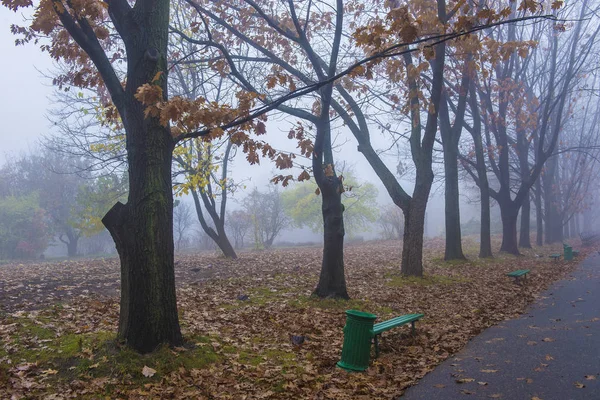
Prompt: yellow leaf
<box><xmin>152</xmin><ymin>71</ymin><xmax>163</xmax><ymax>83</ymax></box>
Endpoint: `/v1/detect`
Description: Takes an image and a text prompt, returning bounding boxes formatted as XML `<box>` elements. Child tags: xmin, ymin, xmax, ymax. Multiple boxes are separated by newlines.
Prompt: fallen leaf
<box><xmin>542</xmin><ymin>338</ymin><xmax>555</xmax><ymax>342</ymax></box>
<box><xmin>574</xmin><ymin>382</ymin><xmax>585</xmax><ymax>389</ymax></box>
<box><xmin>545</xmin><ymin>355</ymin><xmax>554</xmax><ymax>361</ymax></box>
<box><xmin>434</xmin><ymin>384</ymin><xmax>446</xmax><ymax>388</ymax></box>
<box><xmin>41</xmin><ymin>369</ymin><xmax>58</xmax><ymax>375</ymax></box>
<box><xmin>478</xmin><ymin>381</ymin><xmax>488</xmax><ymax>385</ymax></box>
<box><xmin>456</xmin><ymin>378</ymin><xmax>475</xmax><ymax>384</ymax></box>
<box><xmin>142</xmin><ymin>365</ymin><xmax>156</xmax><ymax>378</ymax></box>
<box><xmin>481</xmin><ymin>369</ymin><xmax>498</xmax><ymax>373</ymax></box>
<box><xmin>585</xmin><ymin>375</ymin><xmax>596</xmax><ymax>380</ymax></box>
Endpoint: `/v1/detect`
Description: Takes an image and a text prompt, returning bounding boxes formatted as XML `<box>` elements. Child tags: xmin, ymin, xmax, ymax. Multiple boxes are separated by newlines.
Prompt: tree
<box><xmin>226</xmin><ymin>209</ymin><xmax>252</xmax><ymax>249</ymax></box>
<box><xmin>243</xmin><ymin>186</ymin><xmax>289</xmax><ymax>249</ymax></box>
<box><xmin>5</xmin><ymin>0</ymin><xmax>187</xmax><ymax>352</ymax></box>
<box><xmin>173</xmin><ymin>200</ymin><xmax>194</xmax><ymax>251</ymax></box>
<box><xmin>180</xmin><ymin>0</ymin><xmax>351</xmax><ymax>297</ymax></box>
<box><xmin>0</xmin><ymin>194</ymin><xmax>50</xmax><ymax>260</ymax></box>
<box><xmin>378</xmin><ymin>204</ymin><xmax>404</xmax><ymax>240</ymax></box>
<box><xmin>470</xmin><ymin>2</ymin><xmax>596</xmax><ymax>254</ymax></box>
<box><xmin>282</xmin><ymin>170</ymin><xmax>379</xmax><ymax>239</ymax></box>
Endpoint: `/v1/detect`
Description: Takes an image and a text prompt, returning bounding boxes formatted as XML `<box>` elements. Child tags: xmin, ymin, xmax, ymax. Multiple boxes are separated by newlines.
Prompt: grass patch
<box><xmin>0</xmin><ymin>314</ymin><xmax>219</xmax><ymax>390</ymax></box>
<box><xmin>385</xmin><ymin>273</ymin><xmax>470</xmax><ymax>287</ymax></box>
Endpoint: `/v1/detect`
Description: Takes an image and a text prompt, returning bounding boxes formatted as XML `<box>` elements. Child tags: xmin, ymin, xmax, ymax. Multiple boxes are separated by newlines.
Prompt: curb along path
<box><xmin>401</xmin><ymin>254</ymin><xmax>600</xmax><ymax>400</ymax></box>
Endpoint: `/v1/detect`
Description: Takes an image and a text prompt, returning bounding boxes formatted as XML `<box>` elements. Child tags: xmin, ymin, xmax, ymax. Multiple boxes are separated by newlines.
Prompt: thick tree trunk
<box><xmin>479</xmin><ymin>187</ymin><xmax>493</xmax><ymax>258</ymax></box>
<box><xmin>101</xmin><ymin>3</ymin><xmax>182</xmax><ymax>353</ymax></box>
<box><xmin>215</xmin><ymin>226</ymin><xmax>238</xmax><ymax>257</ymax></box>
<box><xmin>499</xmin><ymin>200</ymin><xmax>520</xmax><ymax>255</ymax></box>
<box><xmin>67</xmin><ymin>238</ymin><xmax>78</xmax><ymax>257</ymax></box>
<box><xmin>519</xmin><ymin>193</ymin><xmax>532</xmax><ymax>248</ymax></box>
<box><xmin>401</xmin><ymin>205</ymin><xmax>426</xmax><ymax>277</ymax></box>
<box><xmin>543</xmin><ymin>158</ymin><xmax>562</xmax><ymax>244</ymax></box>
<box><xmin>313</xmin><ymin>175</ymin><xmax>349</xmax><ymax>299</ymax></box>
<box><xmin>442</xmin><ymin>144</ymin><xmax>466</xmax><ymax>260</ymax></box>
<box><xmin>401</xmin><ymin>171</ymin><xmax>432</xmax><ymax>277</ymax></box>
<box><xmin>103</xmin><ymin>137</ymin><xmax>182</xmax><ymax>353</ymax></box>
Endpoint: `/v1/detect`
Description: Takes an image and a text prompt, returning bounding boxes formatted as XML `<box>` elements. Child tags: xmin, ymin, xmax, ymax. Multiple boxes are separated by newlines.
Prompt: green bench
<box><xmin>507</xmin><ymin>269</ymin><xmax>530</xmax><ymax>284</ymax></box>
<box><xmin>549</xmin><ymin>253</ymin><xmax>561</xmax><ymax>261</ymax></box>
<box><xmin>372</xmin><ymin>313</ymin><xmax>424</xmax><ymax>357</ymax></box>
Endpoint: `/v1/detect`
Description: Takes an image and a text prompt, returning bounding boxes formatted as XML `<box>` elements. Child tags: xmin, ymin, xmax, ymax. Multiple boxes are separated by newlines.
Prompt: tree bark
<box><xmin>67</xmin><ymin>238</ymin><xmax>78</xmax><ymax>257</ymax></box>
<box><xmin>543</xmin><ymin>157</ymin><xmax>563</xmax><ymax>244</ymax></box>
<box><xmin>519</xmin><ymin>193</ymin><xmax>532</xmax><ymax>248</ymax></box>
<box><xmin>401</xmin><ymin>183</ymin><xmax>429</xmax><ymax>277</ymax></box>
<box><xmin>100</xmin><ymin>2</ymin><xmax>183</xmax><ymax>353</ymax></box>
<box><xmin>499</xmin><ymin>201</ymin><xmax>520</xmax><ymax>255</ymax></box>
<box><xmin>441</xmin><ymin>141</ymin><xmax>466</xmax><ymax>260</ymax></box>
<box><xmin>190</xmin><ymin>188</ymin><xmax>237</xmax><ymax>258</ymax></box>
<box><xmin>103</xmin><ymin>135</ymin><xmax>182</xmax><ymax>352</ymax></box>
<box><xmin>535</xmin><ymin>178</ymin><xmax>543</xmax><ymax>246</ymax></box>
<box><xmin>313</xmin><ymin>174</ymin><xmax>349</xmax><ymax>299</ymax></box>
<box><xmin>466</xmin><ymin>82</ymin><xmax>493</xmax><ymax>258</ymax></box>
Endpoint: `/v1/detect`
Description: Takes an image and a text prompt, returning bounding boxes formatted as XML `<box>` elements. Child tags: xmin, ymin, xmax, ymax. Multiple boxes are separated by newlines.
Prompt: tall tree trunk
<box><xmin>103</xmin><ymin>135</ymin><xmax>182</xmax><ymax>353</ymax></box>
<box><xmin>67</xmin><ymin>238</ymin><xmax>78</xmax><ymax>257</ymax></box>
<box><xmin>499</xmin><ymin>200</ymin><xmax>519</xmax><ymax>255</ymax></box>
<box><xmin>519</xmin><ymin>193</ymin><xmax>532</xmax><ymax>248</ymax></box>
<box><xmin>313</xmin><ymin>174</ymin><xmax>348</xmax><ymax>299</ymax></box>
<box><xmin>442</xmin><ymin>140</ymin><xmax>466</xmax><ymax>260</ymax></box>
<box><xmin>569</xmin><ymin>216</ymin><xmax>576</xmax><ymax>239</ymax></box>
<box><xmin>535</xmin><ymin>178</ymin><xmax>543</xmax><ymax>246</ymax></box>
<box><xmin>102</xmin><ymin>2</ymin><xmax>183</xmax><ymax>353</ymax></box>
<box><xmin>543</xmin><ymin>157</ymin><xmax>562</xmax><ymax>243</ymax></box>
<box><xmin>467</xmin><ymin>82</ymin><xmax>492</xmax><ymax>257</ymax></box>
<box><xmin>190</xmin><ymin>189</ymin><xmax>237</xmax><ymax>258</ymax></box>
<box><xmin>312</xmin><ymin>70</ymin><xmax>348</xmax><ymax>298</ymax></box>
<box><xmin>401</xmin><ymin>170</ymin><xmax>432</xmax><ymax>276</ymax></box>
<box><xmin>479</xmin><ymin>187</ymin><xmax>493</xmax><ymax>258</ymax></box>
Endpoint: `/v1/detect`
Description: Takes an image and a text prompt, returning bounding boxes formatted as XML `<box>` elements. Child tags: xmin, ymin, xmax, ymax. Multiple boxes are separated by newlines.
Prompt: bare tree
<box><xmin>173</xmin><ymin>200</ymin><xmax>194</xmax><ymax>251</ymax></box>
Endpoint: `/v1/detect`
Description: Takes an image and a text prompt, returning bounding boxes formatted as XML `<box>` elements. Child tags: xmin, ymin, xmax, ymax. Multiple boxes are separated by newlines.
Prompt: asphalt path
<box><xmin>401</xmin><ymin>253</ymin><xmax>600</xmax><ymax>400</ymax></box>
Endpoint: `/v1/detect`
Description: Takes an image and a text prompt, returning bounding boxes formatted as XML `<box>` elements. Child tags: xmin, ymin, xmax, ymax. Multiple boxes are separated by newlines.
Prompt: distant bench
<box><xmin>507</xmin><ymin>269</ymin><xmax>530</xmax><ymax>284</ymax></box>
<box><xmin>372</xmin><ymin>313</ymin><xmax>424</xmax><ymax>357</ymax></box>
<box><xmin>549</xmin><ymin>253</ymin><xmax>561</xmax><ymax>261</ymax></box>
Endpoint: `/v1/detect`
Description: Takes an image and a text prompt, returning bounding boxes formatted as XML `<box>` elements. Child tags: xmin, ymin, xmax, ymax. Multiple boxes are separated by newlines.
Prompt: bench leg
<box><xmin>411</xmin><ymin>321</ymin><xmax>416</xmax><ymax>336</ymax></box>
<box><xmin>374</xmin><ymin>335</ymin><xmax>380</xmax><ymax>358</ymax></box>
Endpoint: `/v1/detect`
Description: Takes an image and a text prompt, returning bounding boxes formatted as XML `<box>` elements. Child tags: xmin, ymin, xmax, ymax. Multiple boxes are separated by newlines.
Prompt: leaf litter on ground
<box><xmin>0</xmin><ymin>237</ymin><xmax>591</xmax><ymax>399</ymax></box>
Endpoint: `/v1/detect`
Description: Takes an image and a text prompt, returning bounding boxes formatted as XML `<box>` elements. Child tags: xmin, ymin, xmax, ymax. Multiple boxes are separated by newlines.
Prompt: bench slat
<box><xmin>373</xmin><ymin>313</ymin><xmax>424</xmax><ymax>335</ymax></box>
<box><xmin>507</xmin><ymin>269</ymin><xmax>530</xmax><ymax>277</ymax></box>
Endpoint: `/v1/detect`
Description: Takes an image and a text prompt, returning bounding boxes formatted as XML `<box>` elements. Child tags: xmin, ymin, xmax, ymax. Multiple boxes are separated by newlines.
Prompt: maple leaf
<box><xmin>255</xmin><ymin>121</ymin><xmax>267</xmax><ymax>135</ymax></box>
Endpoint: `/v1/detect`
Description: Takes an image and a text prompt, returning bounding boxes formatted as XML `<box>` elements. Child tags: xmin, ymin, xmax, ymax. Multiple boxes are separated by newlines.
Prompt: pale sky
<box><xmin>1</xmin><ymin>7</ymin><xmax>55</xmax><ymax>162</ymax></box>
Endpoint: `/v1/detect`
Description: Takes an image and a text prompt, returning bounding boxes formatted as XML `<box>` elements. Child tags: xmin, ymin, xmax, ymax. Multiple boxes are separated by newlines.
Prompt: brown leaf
<box><xmin>456</xmin><ymin>378</ymin><xmax>475</xmax><ymax>384</ymax></box>
<box><xmin>574</xmin><ymin>382</ymin><xmax>585</xmax><ymax>389</ymax></box>
<box><xmin>142</xmin><ymin>365</ymin><xmax>156</xmax><ymax>378</ymax></box>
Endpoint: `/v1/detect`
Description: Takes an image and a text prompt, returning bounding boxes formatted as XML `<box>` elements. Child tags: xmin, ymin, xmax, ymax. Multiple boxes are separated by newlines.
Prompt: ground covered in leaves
<box><xmin>0</xmin><ymin>237</ymin><xmax>591</xmax><ymax>399</ymax></box>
